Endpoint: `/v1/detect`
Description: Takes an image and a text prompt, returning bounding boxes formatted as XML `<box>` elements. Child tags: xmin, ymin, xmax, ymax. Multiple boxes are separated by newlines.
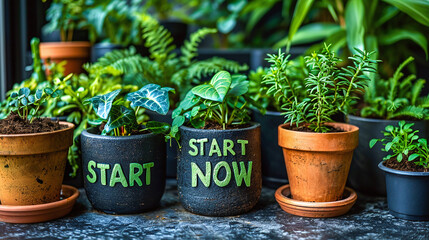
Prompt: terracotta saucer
<box><xmin>275</xmin><ymin>184</ymin><xmax>357</xmax><ymax>218</ymax></box>
<box><xmin>0</xmin><ymin>185</ymin><xmax>79</xmax><ymax>223</ymax></box>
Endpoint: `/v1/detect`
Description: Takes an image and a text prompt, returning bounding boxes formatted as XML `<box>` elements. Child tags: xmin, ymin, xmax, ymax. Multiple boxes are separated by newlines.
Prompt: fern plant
<box><xmin>359</xmin><ymin>57</ymin><xmax>429</xmax><ymax>120</ymax></box>
<box><xmin>264</xmin><ymin>44</ymin><xmax>379</xmax><ymax>132</ymax></box>
<box><xmin>91</xmin><ymin>13</ymin><xmax>248</xmax><ymax>108</ymax></box>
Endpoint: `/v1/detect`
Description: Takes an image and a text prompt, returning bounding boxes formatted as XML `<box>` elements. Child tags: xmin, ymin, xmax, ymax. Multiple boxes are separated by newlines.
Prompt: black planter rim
<box><xmin>378</xmin><ymin>161</ymin><xmax>429</xmax><ymax>177</ymax></box>
<box><xmin>180</xmin><ymin>122</ymin><xmax>260</xmax><ymax>133</ymax></box>
<box><xmin>82</xmin><ymin>128</ymin><xmax>159</xmax><ymax>141</ymax></box>
<box><xmin>347</xmin><ymin>114</ymin><xmax>427</xmax><ymax>124</ymax></box>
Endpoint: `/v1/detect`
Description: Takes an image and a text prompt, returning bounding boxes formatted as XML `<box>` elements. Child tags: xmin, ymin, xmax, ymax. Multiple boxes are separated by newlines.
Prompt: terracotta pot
<box><xmin>0</xmin><ymin>122</ymin><xmax>74</xmax><ymax>205</ymax></box>
<box><xmin>278</xmin><ymin>122</ymin><xmax>359</xmax><ymax>202</ymax></box>
<box><xmin>39</xmin><ymin>41</ymin><xmax>91</xmax><ymax>75</ymax></box>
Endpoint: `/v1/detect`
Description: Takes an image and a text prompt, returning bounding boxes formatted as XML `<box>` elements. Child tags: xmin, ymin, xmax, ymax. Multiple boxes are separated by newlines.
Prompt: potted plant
<box><xmin>41</xmin><ymin>0</ymin><xmax>93</xmax><ymax>74</ymax></box>
<box><xmin>0</xmin><ymin>84</ymin><xmax>74</xmax><ymax>205</ymax></box>
<box><xmin>249</xmin><ymin>55</ymin><xmax>307</xmax><ymax>188</ymax></box>
<box><xmin>348</xmin><ymin>57</ymin><xmax>429</xmax><ymax>196</ymax></box>
<box><xmin>171</xmin><ymin>70</ymin><xmax>261</xmax><ymax>216</ymax></box>
<box><xmin>93</xmin><ymin>14</ymin><xmax>247</xmax><ymax>178</ymax></box>
<box><xmin>370</xmin><ymin>121</ymin><xmax>429</xmax><ymax>220</ymax></box>
<box><xmin>81</xmin><ymin>84</ymin><xmax>174</xmax><ymax>214</ymax></box>
<box><xmin>272</xmin><ymin>44</ymin><xmax>378</xmax><ymax>217</ymax></box>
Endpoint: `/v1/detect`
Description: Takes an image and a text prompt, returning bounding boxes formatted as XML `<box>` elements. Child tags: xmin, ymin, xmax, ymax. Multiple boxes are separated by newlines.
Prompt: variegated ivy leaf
<box><xmin>126</xmin><ymin>84</ymin><xmax>173</xmax><ymax>115</ymax></box>
<box><xmin>104</xmin><ymin>105</ymin><xmax>137</xmax><ymax>134</ymax></box>
<box><xmin>84</xmin><ymin>89</ymin><xmax>121</xmax><ymax>119</ymax></box>
<box><xmin>192</xmin><ymin>71</ymin><xmax>232</xmax><ymax>102</ymax></box>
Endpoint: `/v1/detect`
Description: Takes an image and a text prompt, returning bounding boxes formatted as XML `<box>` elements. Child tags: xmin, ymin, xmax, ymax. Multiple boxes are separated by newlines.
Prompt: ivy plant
<box><xmin>171</xmin><ymin>70</ymin><xmax>251</xmax><ymax>139</ymax></box>
<box><xmin>264</xmin><ymin>44</ymin><xmax>379</xmax><ymax>132</ymax></box>
<box><xmin>85</xmin><ymin>84</ymin><xmax>174</xmax><ymax>137</ymax></box>
<box><xmin>359</xmin><ymin>57</ymin><xmax>429</xmax><ymax>120</ymax></box>
<box><xmin>370</xmin><ymin>121</ymin><xmax>429</xmax><ymax>168</ymax></box>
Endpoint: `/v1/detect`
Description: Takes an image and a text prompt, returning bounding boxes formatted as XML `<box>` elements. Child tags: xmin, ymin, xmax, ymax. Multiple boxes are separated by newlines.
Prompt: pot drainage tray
<box><xmin>275</xmin><ymin>184</ymin><xmax>357</xmax><ymax>218</ymax></box>
<box><xmin>0</xmin><ymin>185</ymin><xmax>79</xmax><ymax>223</ymax></box>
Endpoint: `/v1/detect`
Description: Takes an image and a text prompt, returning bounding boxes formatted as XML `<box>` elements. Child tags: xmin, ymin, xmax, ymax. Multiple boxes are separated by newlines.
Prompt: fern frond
<box><xmin>411</xmin><ymin>78</ymin><xmax>426</xmax><ymax>105</ymax></box>
<box><xmin>186</xmin><ymin>57</ymin><xmax>248</xmax><ymax>81</ymax></box>
<box><xmin>389</xmin><ymin>105</ymin><xmax>427</xmax><ymax>120</ymax></box>
<box><xmin>181</xmin><ymin>28</ymin><xmax>217</xmax><ymax>66</ymax></box>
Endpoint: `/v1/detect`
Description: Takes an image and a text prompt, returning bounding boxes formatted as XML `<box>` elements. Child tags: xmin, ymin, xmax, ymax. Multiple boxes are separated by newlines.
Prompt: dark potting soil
<box><xmin>287</xmin><ymin>124</ymin><xmax>345</xmax><ymax>133</ymax></box>
<box><xmin>0</xmin><ymin>113</ymin><xmax>64</xmax><ymax>134</ymax></box>
<box><xmin>384</xmin><ymin>157</ymin><xmax>429</xmax><ymax>172</ymax></box>
<box><xmin>201</xmin><ymin>121</ymin><xmax>252</xmax><ymax>130</ymax></box>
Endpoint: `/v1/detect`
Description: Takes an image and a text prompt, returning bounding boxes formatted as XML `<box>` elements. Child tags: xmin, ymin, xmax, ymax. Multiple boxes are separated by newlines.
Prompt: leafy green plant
<box><xmin>90</xmin><ymin>13</ymin><xmax>247</xmax><ymax>108</ymax></box>
<box><xmin>265</xmin><ymin>44</ymin><xmax>378</xmax><ymax>132</ymax></box>
<box><xmin>359</xmin><ymin>56</ymin><xmax>429</xmax><ymax>120</ymax></box>
<box><xmin>370</xmin><ymin>121</ymin><xmax>429</xmax><ymax>168</ymax></box>
<box><xmin>171</xmin><ymin>70</ymin><xmax>251</xmax><ymax>139</ymax></box>
<box><xmin>85</xmin><ymin>84</ymin><xmax>174</xmax><ymax>136</ymax></box>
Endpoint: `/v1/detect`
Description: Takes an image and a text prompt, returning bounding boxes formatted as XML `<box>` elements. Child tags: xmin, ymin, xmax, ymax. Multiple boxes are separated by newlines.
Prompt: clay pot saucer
<box><xmin>275</xmin><ymin>184</ymin><xmax>357</xmax><ymax>218</ymax></box>
<box><xmin>0</xmin><ymin>185</ymin><xmax>79</xmax><ymax>223</ymax></box>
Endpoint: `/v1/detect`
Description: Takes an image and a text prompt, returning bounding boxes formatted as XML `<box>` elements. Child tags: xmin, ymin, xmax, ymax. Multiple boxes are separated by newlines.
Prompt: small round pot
<box><xmin>347</xmin><ymin>115</ymin><xmax>429</xmax><ymax>196</ymax></box>
<box><xmin>379</xmin><ymin>162</ymin><xmax>429</xmax><ymax>221</ymax></box>
<box><xmin>91</xmin><ymin>42</ymin><xmax>124</xmax><ymax>62</ymax></box>
<box><xmin>145</xmin><ymin>109</ymin><xmax>178</xmax><ymax>179</ymax></box>
<box><xmin>278</xmin><ymin>122</ymin><xmax>359</xmax><ymax>202</ymax></box>
<box><xmin>40</xmin><ymin>41</ymin><xmax>91</xmax><ymax>75</ymax></box>
<box><xmin>178</xmin><ymin>123</ymin><xmax>262</xmax><ymax>216</ymax></box>
<box><xmin>81</xmin><ymin>128</ymin><xmax>166</xmax><ymax>214</ymax></box>
<box><xmin>252</xmin><ymin>109</ymin><xmax>288</xmax><ymax>188</ymax></box>
<box><xmin>0</xmin><ymin>122</ymin><xmax>75</xmax><ymax>205</ymax></box>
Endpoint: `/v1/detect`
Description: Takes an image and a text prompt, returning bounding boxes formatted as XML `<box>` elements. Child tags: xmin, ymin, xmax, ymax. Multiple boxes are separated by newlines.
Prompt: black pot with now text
<box><xmin>177</xmin><ymin>123</ymin><xmax>262</xmax><ymax>216</ymax></box>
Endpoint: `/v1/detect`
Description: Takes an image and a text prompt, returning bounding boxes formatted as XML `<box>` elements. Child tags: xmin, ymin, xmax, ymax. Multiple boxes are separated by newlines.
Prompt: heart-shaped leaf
<box><xmin>19</xmin><ymin>88</ymin><xmax>30</xmax><ymax>97</ymax></box>
<box><xmin>228</xmin><ymin>75</ymin><xmax>249</xmax><ymax>97</ymax></box>
<box><xmin>192</xmin><ymin>71</ymin><xmax>232</xmax><ymax>102</ymax></box>
<box><xmin>85</xmin><ymin>89</ymin><xmax>121</xmax><ymax>119</ymax></box>
<box><xmin>126</xmin><ymin>84</ymin><xmax>171</xmax><ymax>115</ymax></box>
<box><xmin>104</xmin><ymin>105</ymin><xmax>137</xmax><ymax>134</ymax></box>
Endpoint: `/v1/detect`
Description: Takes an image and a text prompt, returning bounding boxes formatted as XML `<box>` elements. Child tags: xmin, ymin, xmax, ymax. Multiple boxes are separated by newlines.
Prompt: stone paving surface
<box><xmin>1</xmin><ymin>180</ymin><xmax>429</xmax><ymax>240</ymax></box>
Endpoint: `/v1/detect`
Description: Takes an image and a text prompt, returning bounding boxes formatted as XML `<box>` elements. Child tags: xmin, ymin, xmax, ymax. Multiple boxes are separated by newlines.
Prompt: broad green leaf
<box><xmin>28</xmin><ymin>95</ymin><xmax>35</xmax><ymax>104</ymax></box>
<box><xmin>369</xmin><ymin>139</ymin><xmax>379</xmax><ymax>148</ymax></box>
<box><xmin>345</xmin><ymin>0</ymin><xmax>365</xmax><ymax>53</ymax></box>
<box><xmin>21</xmin><ymin>97</ymin><xmax>28</xmax><ymax>106</ymax></box>
<box><xmin>146</xmin><ymin>121</ymin><xmax>170</xmax><ymax>134</ymax></box>
<box><xmin>379</xmin><ymin>29</ymin><xmax>428</xmax><ymax>58</ymax></box>
<box><xmin>408</xmin><ymin>153</ymin><xmax>419</xmax><ymax>161</ymax></box>
<box><xmin>397</xmin><ymin>153</ymin><xmax>403</xmax><ymax>162</ymax></box>
<box><xmin>10</xmin><ymin>92</ymin><xmax>18</xmax><ymax>98</ymax></box>
<box><xmin>286</xmin><ymin>0</ymin><xmax>315</xmax><ymax>51</ymax></box>
<box><xmin>218</xmin><ymin>15</ymin><xmax>237</xmax><ymax>34</ymax></box>
<box><xmin>44</xmin><ymin>88</ymin><xmax>53</xmax><ymax>95</ymax></box>
<box><xmin>126</xmin><ymin>84</ymin><xmax>171</xmax><ymax>115</ymax></box>
<box><xmin>35</xmin><ymin>89</ymin><xmax>43</xmax><ymax>100</ymax></box>
<box><xmin>385</xmin><ymin>142</ymin><xmax>393</xmax><ymax>151</ymax></box>
<box><xmin>85</xmin><ymin>89</ymin><xmax>121</xmax><ymax>119</ymax></box>
<box><xmin>228</xmin><ymin>75</ymin><xmax>249</xmax><ymax>97</ymax></box>
<box><xmin>178</xmin><ymin>91</ymin><xmax>200</xmax><ymax>111</ymax></box>
<box><xmin>374</xmin><ymin>6</ymin><xmax>399</xmax><ymax>28</ymax></box>
<box><xmin>19</xmin><ymin>88</ymin><xmax>30</xmax><ymax>97</ymax></box>
<box><xmin>172</xmin><ymin>115</ymin><xmax>185</xmax><ymax>128</ymax></box>
<box><xmin>104</xmin><ymin>105</ymin><xmax>137</xmax><ymax>134</ymax></box>
<box><xmin>192</xmin><ymin>71</ymin><xmax>232</xmax><ymax>102</ymax></box>
<box><xmin>383</xmin><ymin>0</ymin><xmax>429</xmax><ymax>27</ymax></box>
<box><xmin>275</xmin><ymin>23</ymin><xmax>341</xmax><ymax>47</ymax></box>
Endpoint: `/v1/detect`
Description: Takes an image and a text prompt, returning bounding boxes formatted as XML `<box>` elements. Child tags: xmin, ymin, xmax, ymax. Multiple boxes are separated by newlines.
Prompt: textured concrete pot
<box><xmin>252</xmin><ymin>109</ymin><xmax>288</xmax><ymax>188</ymax></box>
<box><xmin>278</xmin><ymin>122</ymin><xmax>359</xmax><ymax>202</ymax></box>
<box><xmin>0</xmin><ymin>122</ymin><xmax>74</xmax><ymax>205</ymax></box>
<box><xmin>379</xmin><ymin>162</ymin><xmax>429</xmax><ymax>221</ymax></box>
<box><xmin>81</xmin><ymin>128</ymin><xmax>166</xmax><ymax>214</ymax></box>
<box><xmin>145</xmin><ymin>109</ymin><xmax>178</xmax><ymax>179</ymax></box>
<box><xmin>91</xmin><ymin>42</ymin><xmax>124</xmax><ymax>62</ymax></box>
<box><xmin>40</xmin><ymin>41</ymin><xmax>91</xmax><ymax>75</ymax></box>
<box><xmin>347</xmin><ymin>115</ymin><xmax>429</xmax><ymax>196</ymax></box>
<box><xmin>178</xmin><ymin>123</ymin><xmax>262</xmax><ymax>216</ymax></box>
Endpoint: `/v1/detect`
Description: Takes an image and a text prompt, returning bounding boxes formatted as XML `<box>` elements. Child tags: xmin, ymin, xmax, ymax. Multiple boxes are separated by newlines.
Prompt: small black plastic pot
<box><xmin>81</xmin><ymin>128</ymin><xmax>166</xmax><ymax>214</ymax></box>
<box><xmin>145</xmin><ymin>109</ymin><xmax>178</xmax><ymax>179</ymax></box>
<box><xmin>347</xmin><ymin>115</ymin><xmax>429</xmax><ymax>196</ymax></box>
<box><xmin>379</xmin><ymin>162</ymin><xmax>429</xmax><ymax>221</ymax></box>
<box><xmin>178</xmin><ymin>123</ymin><xmax>262</xmax><ymax>216</ymax></box>
<box><xmin>252</xmin><ymin>109</ymin><xmax>288</xmax><ymax>188</ymax></box>
<box><xmin>91</xmin><ymin>42</ymin><xmax>125</xmax><ymax>62</ymax></box>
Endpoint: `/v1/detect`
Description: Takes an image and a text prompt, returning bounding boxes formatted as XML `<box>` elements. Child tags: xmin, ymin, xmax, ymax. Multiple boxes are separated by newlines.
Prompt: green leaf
<box><xmin>10</xmin><ymin>92</ymin><xmax>18</xmax><ymax>98</ymax></box>
<box><xmin>379</xmin><ymin>29</ymin><xmax>428</xmax><ymax>58</ymax></box>
<box><xmin>19</xmin><ymin>88</ymin><xmax>30</xmax><ymax>97</ymax></box>
<box><xmin>172</xmin><ymin>115</ymin><xmax>185</xmax><ymax>128</ymax></box>
<box><xmin>21</xmin><ymin>97</ymin><xmax>28</xmax><ymax>106</ymax></box>
<box><xmin>146</xmin><ymin>121</ymin><xmax>170</xmax><ymax>134</ymax></box>
<box><xmin>217</xmin><ymin>15</ymin><xmax>237</xmax><ymax>34</ymax></box>
<box><xmin>85</xmin><ymin>89</ymin><xmax>121</xmax><ymax>119</ymax></box>
<box><xmin>345</xmin><ymin>0</ymin><xmax>365</xmax><ymax>53</ymax></box>
<box><xmin>228</xmin><ymin>75</ymin><xmax>249</xmax><ymax>97</ymax></box>
<box><xmin>27</xmin><ymin>95</ymin><xmax>35</xmax><ymax>104</ymax></box>
<box><xmin>35</xmin><ymin>89</ymin><xmax>43</xmax><ymax>100</ymax></box>
<box><xmin>397</xmin><ymin>153</ymin><xmax>403</xmax><ymax>162</ymax></box>
<box><xmin>44</xmin><ymin>88</ymin><xmax>53</xmax><ymax>95</ymax></box>
<box><xmin>287</xmin><ymin>0</ymin><xmax>315</xmax><ymax>50</ymax></box>
<box><xmin>369</xmin><ymin>139</ymin><xmax>379</xmax><ymax>148</ymax></box>
<box><xmin>178</xmin><ymin>91</ymin><xmax>200</xmax><ymax>111</ymax></box>
<box><xmin>126</xmin><ymin>84</ymin><xmax>171</xmax><ymax>115</ymax></box>
<box><xmin>385</xmin><ymin>142</ymin><xmax>394</xmax><ymax>151</ymax></box>
<box><xmin>408</xmin><ymin>153</ymin><xmax>419</xmax><ymax>161</ymax></box>
<box><xmin>192</xmin><ymin>71</ymin><xmax>232</xmax><ymax>102</ymax></box>
<box><xmin>104</xmin><ymin>105</ymin><xmax>137</xmax><ymax>134</ymax></box>
<box><xmin>276</xmin><ymin>23</ymin><xmax>341</xmax><ymax>47</ymax></box>
<box><xmin>383</xmin><ymin>0</ymin><xmax>429</xmax><ymax>27</ymax></box>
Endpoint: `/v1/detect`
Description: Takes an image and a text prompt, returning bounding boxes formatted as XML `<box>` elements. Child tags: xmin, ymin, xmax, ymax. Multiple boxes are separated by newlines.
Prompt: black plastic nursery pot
<box><xmin>252</xmin><ymin>109</ymin><xmax>288</xmax><ymax>188</ymax></box>
<box><xmin>91</xmin><ymin>42</ymin><xmax>125</xmax><ymax>62</ymax></box>
<box><xmin>378</xmin><ymin>162</ymin><xmax>429</xmax><ymax>221</ymax></box>
<box><xmin>178</xmin><ymin>123</ymin><xmax>262</xmax><ymax>217</ymax></box>
<box><xmin>81</xmin><ymin>128</ymin><xmax>166</xmax><ymax>214</ymax></box>
<box><xmin>145</xmin><ymin>109</ymin><xmax>178</xmax><ymax>179</ymax></box>
<box><xmin>347</xmin><ymin>115</ymin><xmax>429</xmax><ymax>196</ymax></box>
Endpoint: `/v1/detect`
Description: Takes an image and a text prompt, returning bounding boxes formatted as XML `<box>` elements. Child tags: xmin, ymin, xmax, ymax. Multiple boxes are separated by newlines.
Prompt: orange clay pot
<box><xmin>0</xmin><ymin>122</ymin><xmax>74</xmax><ymax>205</ymax></box>
<box><xmin>39</xmin><ymin>41</ymin><xmax>91</xmax><ymax>75</ymax></box>
<box><xmin>278</xmin><ymin>122</ymin><xmax>359</xmax><ymax>202</ymax></box>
